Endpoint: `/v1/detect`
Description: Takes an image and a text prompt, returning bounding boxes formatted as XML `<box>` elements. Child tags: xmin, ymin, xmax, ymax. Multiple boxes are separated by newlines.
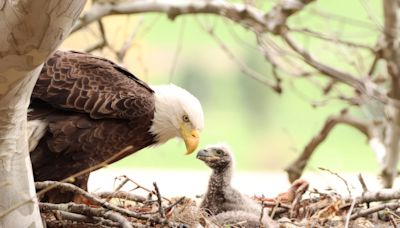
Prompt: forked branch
<box><xmin>285</xmin><ymin>110</ymin><xmax>372</xmax><ymax>182</ymax></box>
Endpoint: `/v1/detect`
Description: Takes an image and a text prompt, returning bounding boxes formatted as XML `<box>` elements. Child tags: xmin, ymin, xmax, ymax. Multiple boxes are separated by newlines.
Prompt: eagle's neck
<box><xmin>149</xmin><ymin>87</ymin><xmax>181</xmax><ymax>144</ymax></box>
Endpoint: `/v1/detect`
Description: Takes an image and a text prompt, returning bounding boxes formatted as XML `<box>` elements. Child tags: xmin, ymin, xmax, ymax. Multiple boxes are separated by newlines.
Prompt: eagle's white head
<box><xmin>150</xmin><ymin>84</ymin><xmax>204</xmax><ymax>154</ymax></box>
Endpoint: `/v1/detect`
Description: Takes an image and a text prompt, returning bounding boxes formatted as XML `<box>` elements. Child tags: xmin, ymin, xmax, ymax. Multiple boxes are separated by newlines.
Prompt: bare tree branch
<box><xmin>116</xmin><ymin>17</ymin><xmax>145</xmax><ymax>62</ymax></box>
<box><xmin>377</xmin><ymin>0</ymin><xmax>400</xmax><ymax>188</ymax></box>
<box><xmin>197</xmin><ymin>21</ymin><xmax>282</xmax><ymax>92</ymax></box>
<box><xmin>281</xmin><ymin>29</ymin><xmax>367</xmax><ymax>93</ymax></box>
<box><xmin>383</xmin><ymin>0</ymin><xmax>400</xmax><ymax>98</ymax></box>
<box><xmin>39</xmin><ymin>202</ymin><xmax>133</xmax><ymax>228</ymax></box>
<box><xmin>36</xmin><ymin>181</ymin><xmax>151</xmax><ymax>220</ymax></box>
<box><xmin>85</xmin><ymin>20</ymin><xmax>108</xmax><ymax>53</ymax></box>
<box><xmin>290</xmin><ymin>28</ymin><xmax>375</xmax><ymax>52</ymax></box>
<box><xmin>153</xmin><ymin>182</ymin><xmax>166</xmax><ymax>219</ymax></box>
<box><xmin>350</xmin><ymin>202</ymin><xmax>400</xmax><ymax>220</ymax></box>
<box><xmin>36</xmin><ymin>146</ymin><xmax>135</xmax><ymax>199</ymax></box>
<box><xmin>54</xmin><ymin>210</ymin><xmax>120</xmax><ymax>227</ymax></box>
<box><xmin>95</xmin><ymin>191</ymin><xmax>147</xmax><ymax>203</ymax></box>
<box><xmin>353</xmin><ymin>188</ymin><xmax>400</xmax><ymax>204</ymax></box>
<box><xmin>286</xmin><ymin>110</ymin><xmax>372</xmax><ymax>182</ymax></box>
<box><xmin>73</xmin><ymin>0</ymin><xmax>315</xmax><ymax>34</ymax></box>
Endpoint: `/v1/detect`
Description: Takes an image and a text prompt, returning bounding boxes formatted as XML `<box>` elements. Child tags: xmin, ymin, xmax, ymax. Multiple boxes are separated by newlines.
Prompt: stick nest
<box><xmin>37</xmin><ymin>176</ymin><xmax>400</xmax><ymax>228</ymax></box>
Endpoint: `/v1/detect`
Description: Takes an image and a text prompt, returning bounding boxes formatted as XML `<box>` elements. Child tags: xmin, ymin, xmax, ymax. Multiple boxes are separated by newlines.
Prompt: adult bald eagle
<box><xmin>28</xmin><ymin>50</ymin><xmax>204</xmax><ymax>202</ymax></box>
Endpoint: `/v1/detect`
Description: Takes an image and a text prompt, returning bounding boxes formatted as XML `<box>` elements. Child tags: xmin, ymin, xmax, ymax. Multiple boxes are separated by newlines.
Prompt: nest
<box><xmin>37</xmin><ymin>175</ymin><xmax>400</xmax><ymax>228</ymax></box>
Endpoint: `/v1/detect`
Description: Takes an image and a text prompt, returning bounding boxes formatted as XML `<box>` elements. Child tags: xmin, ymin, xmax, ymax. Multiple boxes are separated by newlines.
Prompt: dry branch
<box><xmin>281</xmin><ymin>30</ymin><xmax>367</xmax><ymax>93</ymax></box>
<box><xmin>55</xmin><ymin>210</ymin><xmax>119</xmax><ymax>227</ymax></box>
<box><xmin>85</xmin><ymin>20</ymin><xmax>108</xmax><ymax>53</ymax></box>
<box><xmin>354</xmin><ymin>188</ymin><xmax>400</xmax><ymax>204</ymax></box>
<box><xmin>290</xmin><ymin>28</ymin><xmax>375</xmax><ymax>51</ymax></box>
<box><xmin>73</xmin><ymin>0</ymin><xmax>315</xmax><ymax>34</ymax></box>
<box><xmin>36</xmin><ymin>181</ymin><xmax>150</xmax><ymax>220</ymax></box>
<box><xmin>350</xmin><ymin>202</ymin><xmax>400</xmax><ymax>220</ymax></box>
<box><xmin>153</xmin><ymin>182</ymin><xmax>166</xmax><ymax>219</ymax></box>
<box><xmin>36</xmin><ymin>146</ymin><xmax>135</xmax><ymax>200</ymax></box>
<box><xmin>197</xmin><ymin>20</ymin><xmax>282</xmax><ymax>92</ymax></box>
<box><xmin>96</xmin><ymin>191</ymin><xmax>147</xmax><ymax>203</ymax></box>
<box><xmin>40</xmin><ymin>202</ymin><xmax>133</xmax><ymax>228</ymax></box>
<box><xmin>286</xmin><ymin>110</ymin><xmax>372</xmax><ymax>182</ymax></box>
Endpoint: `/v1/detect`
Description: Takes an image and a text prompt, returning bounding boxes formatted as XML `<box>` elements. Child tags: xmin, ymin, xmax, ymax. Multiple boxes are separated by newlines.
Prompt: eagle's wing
<box><xmin>32</xmin><ymin>50</ymin><xmax>155</xmax><ymax>119</ymax></box>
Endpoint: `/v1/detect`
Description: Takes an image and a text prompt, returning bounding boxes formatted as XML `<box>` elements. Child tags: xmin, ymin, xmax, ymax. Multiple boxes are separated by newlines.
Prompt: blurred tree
<box><xmin>52</xmin><ymin>0</ymin><xmax>400</xmax><ymax>187</ymax></box>
<box><xmin>179</xmin><ymin>62</ymin><xmax>212</xmax><ymax>107</ymax></box>
<box><xmin>238</xmin><ymin>50</ymin><xmax>271</xmax><ymax>129</ymax></box>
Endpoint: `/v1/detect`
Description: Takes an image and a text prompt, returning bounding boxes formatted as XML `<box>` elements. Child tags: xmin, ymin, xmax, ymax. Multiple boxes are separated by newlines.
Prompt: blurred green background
<box><xmin>61</xmin><ymin>0</ymin><xmax>384</xmax><ymax>173</ymax></box>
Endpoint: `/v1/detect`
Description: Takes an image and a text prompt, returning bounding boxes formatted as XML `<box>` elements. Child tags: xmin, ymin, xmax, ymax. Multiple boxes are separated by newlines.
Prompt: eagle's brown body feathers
<box><xmin>29</xmin><ymin>51</ymin><xmax>158</xmax><ymax>202</ymax></box>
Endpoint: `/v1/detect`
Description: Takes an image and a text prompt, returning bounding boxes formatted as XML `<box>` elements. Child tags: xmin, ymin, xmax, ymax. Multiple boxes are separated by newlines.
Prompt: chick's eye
<box><xmin>216</xmin><ymin>149</ymin><xmax>223</xmax><ymax>155</ymax></box>
<box><xmin>182</xmin><ymin>115</ymin><xmax>190</xmax><ymax>122</ymax></box>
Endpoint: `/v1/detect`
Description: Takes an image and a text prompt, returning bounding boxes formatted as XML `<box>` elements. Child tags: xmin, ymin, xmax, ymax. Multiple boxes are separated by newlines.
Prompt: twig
<box><xmin>85</xmin><ymin>20</ymin><xmax>108</xmax><ymax>53</ymax></box>
<box><xmin>116</xmin><ymin>16</ymin><xmax>145</xmax><ymax>62</ymax></box>
<box><xmin>318</xmin><ymin>167</ymin><xmax>352</xmax><ymax>198</ymax></box>
<box><xmin>153</xmin><ymin>182</ymin><xmax>166</xmax><ymax>219</ymax></box>
<box><xmin>290</xmin><ymin>27</ymin><xmax>375</xmax><ymax>51</ymax></box>
<box><xmin>164</xmin><ymin>196</ymin><xmax>185</xmax><ymax>212</ymax></box>
<box><xmin>40</xmin><ymin>202</ymin><xmax>133</xmax><ymax>228</ymax></box>
<box><xmin>259</xmin><ymin>201</ymin><xmax>265</xmax><ymax>225</ymax></box>
<box><xmin>121</xmin><ymin>175</ymin><xmax>171</xmax><ymax>203</ymax></box>
<box><xmin>358</xmin><ymin>174</ymin><xmax>368</xmax><ymax>192</ymax></box>
<box><xmin>36</xmin><ymin>146</ymin><xmax>134</xmax><ymax>199</ymax></box>
<box><xmin>389</xmin><ymin>214</ymin><xmax>397</xmax><ymax>228</ymax></box>
<box><xmin>350</xmin><ymin>202</ymin><xmax>400</xmax><ymax>220</ymax></box>
<box><xmin>289</xmin><ymin>180</ymin><xmax>309</xmax><ymax>218</ymax></box>
<box><xmin>285</xmin><ymin>110</ymin><xmax>371</xmax><ymax>182</ymax></box>
<box><xmin>344</xmin><ymin>198</ymin><xmax>356</xmax><ymax>228</ymax></box>
<box><xmin>197</xmin><ymin>20</ymin><xmax>281</xmax><ymax>92</ymax></box>
<box><xmin>106</xmin><ymin>175</ymin><xmax>129</xmax><ymax>201</ymax></box>
<box><xmin>269</xmin><ymin>201</ymin><xmax>279</xmax><ymax>219</ymax></box>
<box><xmin>96</xmin><ymin>191</ymin><xmax>146</xmax><ymax>204</ymax></box>
<box><xmin>281</xmin><ymin>29</ymin><xmax>366</xmax><ymax>93</ymax></box>
<box><xmin>36</xmin><ymin>181</ymin><xmax>150</xmax><ymax>221</ymax></box>
<box><xmin>359</xmin><ymin>0</ymin><xmax>383</xmax><ymax>31</ymax></box>
<box><xmin>386</xmin><ymin>209</ymin><xmax>400</xmax><ymax>228</ymax></box>
<box><xmin>56</xmin><ymin>210</ymin><xmax>119</xmax><ymax>227</ymax></box>
<box><xmin>352</xmin><ymin>188</ymin><xmax>400</xmax><ymax>204</ymax></box>
<box><xmin>308</xmin><ymin>8</ymin><xmax>378</xmax><ymax>31</ymax></box>
<box><xmin>256</xmin><ymin>33</ymin><xmax>313</xmax><ymax>78</ymax></box>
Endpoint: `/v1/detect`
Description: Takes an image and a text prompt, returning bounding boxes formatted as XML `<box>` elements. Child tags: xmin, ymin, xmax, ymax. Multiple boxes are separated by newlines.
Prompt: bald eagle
<box><xmin>28</xmin><ymin>51</ymin><xmax>204</xmax><ymax>202</ymax></box>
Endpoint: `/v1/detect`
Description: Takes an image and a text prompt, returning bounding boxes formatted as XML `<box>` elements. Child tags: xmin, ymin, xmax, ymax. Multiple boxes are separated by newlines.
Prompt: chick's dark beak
<box><xmin>196</xmin><ymin>149</ymin><xmax>208</xmax><ymax>160</ymax></box>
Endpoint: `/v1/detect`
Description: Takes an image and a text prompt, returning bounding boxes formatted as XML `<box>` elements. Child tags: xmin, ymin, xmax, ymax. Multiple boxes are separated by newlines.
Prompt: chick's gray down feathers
<box><xmin>197</xmin><ymin>143</ymin><xmax>277</xmax><ymax>228</ymax></box>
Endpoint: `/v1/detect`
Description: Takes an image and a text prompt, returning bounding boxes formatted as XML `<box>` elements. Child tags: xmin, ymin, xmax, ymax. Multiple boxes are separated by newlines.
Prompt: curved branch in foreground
<box><xmin>39</xmin><ymin>202</ymin><xmax>133</xmax><ymax>228</ymax></box>
<box><xmin>35</xmin><ymin>181</ymin><xmax>149</xmax><ymax>220</ymax></box>
<box><xmin>72</xmin><ymin>0</ymin><xmax>315</xmax><ymax>34</ymax></box>
<box><xmin>285</xmin><ymin>110</ymin><xmax>372</xmax><ymax>182</ymax></box>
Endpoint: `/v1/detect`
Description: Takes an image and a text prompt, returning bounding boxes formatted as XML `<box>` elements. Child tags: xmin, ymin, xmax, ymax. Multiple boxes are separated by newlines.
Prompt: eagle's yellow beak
<box><xmin>180</xmin><ymin>125</ymin><xmax>200</xmax><ymax>155</ymax></box>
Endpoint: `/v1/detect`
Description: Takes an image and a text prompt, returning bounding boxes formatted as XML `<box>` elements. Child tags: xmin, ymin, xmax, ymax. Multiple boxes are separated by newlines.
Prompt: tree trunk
<box><xmin>0</xmin><ymin>1</ymin><xmax>86</xmax><ymax>227</ymax></box>
<box><xmin>381</xmin><ymin>0</ymin><xmax>400</xmax><ymax>187</ymax></box>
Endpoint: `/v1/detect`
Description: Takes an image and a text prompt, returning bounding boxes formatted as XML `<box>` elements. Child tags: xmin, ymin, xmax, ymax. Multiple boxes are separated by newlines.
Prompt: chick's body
<box><xmin>197</xmin><ymin>143</ymin><xmax>277</xmax><ymax>228</ymax></box>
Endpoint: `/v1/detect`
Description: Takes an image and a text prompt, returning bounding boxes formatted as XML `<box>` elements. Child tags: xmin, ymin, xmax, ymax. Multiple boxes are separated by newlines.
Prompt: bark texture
<box><xmin>0</xmin><ymin>1</ymin><xmax>85</xmax><ymax>227</ymax></box>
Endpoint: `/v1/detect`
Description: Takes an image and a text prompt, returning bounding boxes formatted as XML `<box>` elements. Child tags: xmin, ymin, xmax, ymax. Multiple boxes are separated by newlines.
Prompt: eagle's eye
<box><xmin>182</xmin><ymin>115</ymin><xmax>190</xmax><ymax>123</ymax></box>
<box><xmin>215</xmin><ymin>149</ymin><xmax>223</xmax><ymax>155</ymax></box>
